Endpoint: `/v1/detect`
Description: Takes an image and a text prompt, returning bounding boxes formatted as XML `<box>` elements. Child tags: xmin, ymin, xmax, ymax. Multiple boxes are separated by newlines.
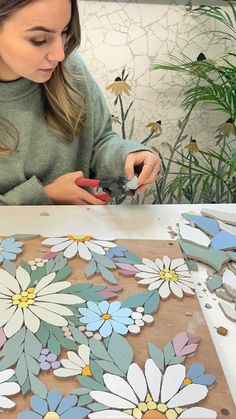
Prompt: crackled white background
<box><xmin>78</xmin><ymin>0</ymin><xmax>232</xmax><ymax>150</ymax></box>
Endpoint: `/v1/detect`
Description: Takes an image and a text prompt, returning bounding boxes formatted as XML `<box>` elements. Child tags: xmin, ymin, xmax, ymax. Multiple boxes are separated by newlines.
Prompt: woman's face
<box><xmin>0</xmin><ymin>0</ymin><xmax>72</xmax><ymax>82</ymax></box>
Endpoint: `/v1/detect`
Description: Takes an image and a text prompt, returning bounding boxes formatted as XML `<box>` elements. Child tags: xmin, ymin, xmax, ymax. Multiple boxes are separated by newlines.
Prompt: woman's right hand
<box><xmin>43</xmin><ymin>171</ymin><xmax>106</xmax><ymax>205</ymax></box>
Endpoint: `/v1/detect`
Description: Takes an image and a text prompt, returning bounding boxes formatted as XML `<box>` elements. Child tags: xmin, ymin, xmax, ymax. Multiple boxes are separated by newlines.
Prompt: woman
<box><xmin>0</xmin><ymin>0</ymin><xmax>160</xmax><ymax>205</ymax></box>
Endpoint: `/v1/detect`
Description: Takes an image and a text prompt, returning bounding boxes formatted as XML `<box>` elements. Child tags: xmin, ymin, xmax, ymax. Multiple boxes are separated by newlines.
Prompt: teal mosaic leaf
<box><xmin>90</xmin><ymin>360</ymin><xmax>104</xmax><ymax>384</ymax></box>
<box><xmin>95</xmin><ymin>360</ymin><xmax>124</xmax><ymax>376</ymax></box>
<box><xmin>79</xmin><ymin>286</ymin><xmax>109</xmax><ymax>302</ymax></box>
<box><xmin>91</xmin><ymin>252</ymin><xmax>116</xmax><ymax>269</ymax></box>
<box><xmin>108</xmin><ymin>333</ymin><xmax>133</xmax><ymax>374</ymax></box>
<box><xmin>57</xmin><ymin>336</ymin><xmax>77</xmax><ymax>351</ymax></box>
<box><xmin>54</xmin><ymin>257</ymin><xmax>68</xmax><ymax>272</ymax></box>
<box><xmin>79</xmin><ymin>376</ymin><xmax>108</xmax><ymax>391</ymax></box>
<box><xmin>25</xmin><ymin>354</ymin><xmax>40</xmax><ymax>375</ymax></box>
<box><xmin>123</xmin><ymin>290</ymin><xmax>156</xmax><ymax>310</ymax></box>
<box><xmin>2</xmin><ymin>259</ymin><xmax>16</xmax><ymax>276</ymax></box>
<box><xmin>46</xmin><ymin>259</ymin><xmax>55</xmax><ymax>274</ymax></box>
<box><xmin>25</xmin><ymin>329</ymin><xmax>42</xmax><ymax>358</ymax></box>
<box><xmin>55</xmin><ymin>252</ymin><xmax>64</xmax><ymax>262</ymax></box>
<box><xmin>15</xmin><ymin>354</ymin><xmax>28</xmax><ymax>385</ymax></box>
<box><xmin>20</xmin><ymin>261</ymin><xmax>31</xmax><ymax>274</ymax></box>
<box><xmin>85</xmin><ymin>259</ymin><xmax>97</xmax><ymax>278</ymax></box>
<box><xmin>54</xmin><ymin>264</ymin><xmax>72</xmax><ymax>282</ymax></box>
<box><xmin>21</xmin><ymin>378</ymin><xmax>30</xmax><ymax>395</ymax></box>
<box><xmin>124</xmin><ymin>251</ymin><xmax>142</xmax><ymax>263</ymax></box>
<box><xmin>169</xmin><ymin>356</ymin><xmax>185</xmax><ymax>365</ymax></box>
<box><xmin>88</xmin><ymin>403</ymin><xmax>108</xmax><ymax>412</ymax></box>
<box><xmin>97</xmin><ymin>264</ymin><xmax>117</xmax><ymax>284</ymax></box>
<box><xmin>0</xmin><ymin>343</ymin><xmax>24</xmax><ymax>371</ymax></box>
<box><xmin>31</xmin><ymin>266</ymin><xmax>46</xmax><ymax>284</ymax></box>
<box><xmin>89</xmin><ymin>339</ymin><xmax>112</xmax><ymax>362</ymax></box>
<box><xmin>71</xmin><ymin>388</ymin><xmax>91</xmax><ymax>396</ymax></box>
<box><xmin>48</xmin><ymin>333</ymin><xmax>61</xmax><ymax>356</ymax></box>
<box><xmin>29</xmin><ymin>372</ymin><xmax>47</xmax><ymax>398</ymax></box>
<box><xmin>144</xmin><ymin>291</ymin><xmax>160</xmax><ymax>314</ymax></box>
<box><xmin>36</xmin><ymin>323</ymin><xmax>50</xmax><ymax>347</ymax></box>
<box><xmin>69</xmin><ymin>326</ymin><xmax>88</xmax><ymax>346</ymax></box>
<box><xmin>12</xmin><ymin>234</ymin><xmax>39</xmax><ymax>240</ymax></box>
<box><xmin>78</xmin><ymin>394</ymin><xmax>93</xmax><ymax>406</ymax></box>
<box><xmin>164</xmin><ymin>342</ymin><xmax>175</xmax><ymax>365</ymax></box>
<box><xmin>206</xmin><ymin>274</ymin><xmax>223</xmax><ymax>292</ymax></box>
<box><xmin>148</xmin><ymin>342</ymin><xmax>164</xmax><ymax>371</ymax></box>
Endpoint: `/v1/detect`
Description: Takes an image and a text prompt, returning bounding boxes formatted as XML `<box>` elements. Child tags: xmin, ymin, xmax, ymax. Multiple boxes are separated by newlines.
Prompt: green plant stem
<box><xmin>118</xmin><ymin>95</ymin><xmax>126</xmax><ymax>139</ymax></box>
<box><xmin>216</xmin><ymin>135</ymin><xmax>227</xmax><ymax>202</ymax></box>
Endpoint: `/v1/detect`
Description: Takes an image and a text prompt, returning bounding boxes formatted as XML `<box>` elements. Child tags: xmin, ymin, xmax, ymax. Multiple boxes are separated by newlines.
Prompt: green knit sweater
<box><xmin>0</xmin><ymin>52</ymin><xmax>146</xmax><ymax>205</ymax></box>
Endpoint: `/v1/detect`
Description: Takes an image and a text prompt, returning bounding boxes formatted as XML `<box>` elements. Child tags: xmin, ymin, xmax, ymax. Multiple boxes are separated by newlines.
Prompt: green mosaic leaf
<box><xmin>206</xmin><ymin>274</ymin><xmax>223</xmax><ymax>291</ymax></box>
<box><xmin>25</xmin><ymin>354</ymin><xmax>40</xmax><ymax>375</ymax></box>
<box><xmin>0</xmin><ymin>343</ymin><xmax>24</xmax><ymax>371</ymax></box>
<box><xmin>78</xmin><ymin>394</ymin><xmax>93</xmax><ymax>406</ymax></box>
<box><xmin>36</xmin><ymin>323</ymin><xmax>50</xmax><ymax>347</ymax></box>
<box><xmin>124</xmin><ymin>251</ymin><xmax>142</xmax><ymax>263</ymax></box>
<box><xmin>25</xmin><ymin>329</ymin><xmax>42</xmax><ymax>358</ymax></box>
<box><xmin>95</xmin><ymin>360</ymin><xmax>124</xmax><ymax>376</ymax></box>
<box><xmin>123</xmin><ymin>290</ymin><xmax>156</xmax><ymax>309</ymax></box>
<box><xmin>89</xmin><ymin>339</ymin><xmax>112</xmax><ymax>362</ymax></box>
<box><xmin>12</xmin><ymin>234</ymin><xmax>39</xmax><ymax>240</ymax></box>
<box><xmin>2</xmin><ymin>259</ymin><xmax>16</xmax><ymax>276</ymax></box>
<box><xmin>31</xmin><ymin>266</ymin><xmax>46</xmax><ymax>284</ymax></box>
<box><xmin>79</xmin><ymin>286</ymin><xmax>108</xmax><ymax>302</ymax></box>
<box><xmin>97</xmin><ymin>264</ymin><xmax>117</xmax><ymax>284</ymax></box>
<box><xmin>164</xmin><ymin>342</ymin><xmax>175</xmax><ymax>365</ymax></box>
<box><xmin>55</xmin><ymin>252</ymin><xmax>64</xmax><ymax>262</ymax></box>
<box><xmin>148</xmin><ymin>342</ymin><xmax>164</xmax><ymax>371</ymax></box>
<box><xmin>144</xmin><ymin>291</ymin><xmax>160</xmax><ymax>314</ymax></box>
<box><xmin>46</xmin><ymin>259</ymin><xmax>55</xmax><ymax>274</ymax></box>
<box><xmin>48</xmin><ymin>333</ymin><xmax>61</xmax><ymax>356</ymax></box>
<box><xmin>71</xmin><ymin>388</ymin><xmax>91</xmax><ymax>396</ymax></box>
<box><xmin>65</xmin><ymin>284</ymin><xmax>94</xmax><ymax>294</ymax></box>
<box><xmin>20</xmin><ymin>261</ymin><xmax>31</xmax><ymax>274</ymax></box>
<box><xmin>90</xmin><ymin>360</ymin><xmax>104</xmax><ymax>384</ymax></box>
<box><xmin>29</xmin><ymin>372</ymin><xmax>47</xmax><ymax>398</ymax></box>
<box><xmin>57</xmin><ymin>336</ymin><xmax>77</xmax><ymax>351</ymax></box>
<box><xmin>15</xmin><ymin>354</ymin><xmax>28</xmax><ymax>386</ymax></box>
<box><xmin>108</xmin><ymin>333</ymin><xmax>133</xmax><ymax>374</ymax></box>
<box><xmin>91</xmin><ymin>252</ymin><xmax>116</xmax><ymax>269</ymax></box>
<box><xmin>54</xmin><ymin>257</ymin><xmax>68</xmax><ymax>272</ymax></box>
<box><xmin>69</xmin><ymin>326</ymin><xmax>88</xmax><ymax>346</ymax></box>
<box><xmin>53</xmin><ymin>264</ymin><xmax>72</xmax><ymax>282</ymax></box>
<box><xmin>169</xmin><ymin>356</ymin><xmax>185</xmax><ymax>365</ymax></box>
<box><xmin>88</xmin><ymin>402</ymin><xmax>108</xmax><ymax>412</ymax></box>
<box><xmin>21</xmin><ymin>378</ymin><xmax>30</xmax><ymax>395</ymax></box>
<box><xmin>79</xmin><ymin>376</ymin><xmax>108</xmax><ymax>391</ymax></box>
<box><xmin>85</xmin><ymin>259</ymin><xmax>97</xmax><ymax>278</ymax></box>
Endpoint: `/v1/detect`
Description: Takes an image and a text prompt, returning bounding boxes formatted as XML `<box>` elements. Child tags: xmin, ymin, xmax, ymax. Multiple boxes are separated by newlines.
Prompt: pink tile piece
<box><xmin>188</xmin><ymin>336</ymin><xmax>201</xmax><ymax>345</ymax></box>
<box><xmin>120</xmin><ymin>270</ymin><xmax>138</xmax><ymax>277</ymax></box>
<box><xmin>43</xmin><ymin>251</ymin><xmax>60</xmax><ymax>260</ymax></box>
<box><xmin>116</xmin><ymin>263</ymin><xmax>139</xmax><ymax>273</ymax></box>
<box><xmin>173</xmin><ymin>332</ymin><xmax>199</xmax><ymax>356</ymax></box>
<box><xmin>0</xmin><ymin>328</ymin><xmax>6</xmax><ymax>348</ymax></box>
<box><xmin>97</xmin><ymin>285</ymin><xmax>123</xmax><ymax>296</ymax></box>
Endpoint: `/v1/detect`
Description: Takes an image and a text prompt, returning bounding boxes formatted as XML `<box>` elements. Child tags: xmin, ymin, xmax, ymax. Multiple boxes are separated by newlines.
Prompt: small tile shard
<box><xmin>215</xmin><ymin>326</ymin><xmax>228</xmax><ymax>336</ymax></box>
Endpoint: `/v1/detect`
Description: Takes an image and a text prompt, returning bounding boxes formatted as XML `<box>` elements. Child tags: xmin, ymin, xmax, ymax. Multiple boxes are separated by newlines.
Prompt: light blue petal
<box><xmin>1</xmin><ymin>251</ymin><xmax>17</xmax><ymax>260</ymax></box>
<box><xmin>2</xmin><ymin>238</ymin><xmax>15</xmax><ymax>245</ymax></box>
<box><xmin>0</xmin><ymin>254</ymin><xmax>3</xmax><ymax>262</ymax></box>
<box><xmin>108</xmin><ymin>301</ymin><xmax>121</xmax><ymax>314</ymax></box>
<box><xmin>111</xmin><ymin>316</ymin><xmax>134</xmax><ymax>325</ymax></box>
<box><xmin>79</xmin><ymin>308</ymin><xmax>100</xmax><ymax>319</ymax></box>
<box><xmin>80</xmin><ymin>316</ymin><xmax>101</xmax><ymax>324</ymax></box>
<box><xmin>17</xmin><ymin>412</ymin><xmax>42</xmax><ymax>419</ymax></box>
<box><xmin>187</xmin><ymin>363</ymin><xmax>205</xmax><ymax>379</ymax></box>
<box><xmin>86</xmin><ymin>320</ymin><xmax>104</xmax><ymax>331</ymax></box>
<box><xmin>194</xmin><ymin>375</ymin><xmax>216</xmax><ymax>386</ymax></box>
<box><xmin>98</xmin><ymin>301</ymin><xmax>109</xmax><ymax>314</ymax></box>
<box><xmin>99</xmin><ymin>320</ymin><xmax>113</xmax><ymax>337</ymax></box>
<box><xmin>30</xmin><ymin>395</ymin><xmax>48</xmax><ymax>415</ymax></box>
<box><xmin>57</xmin><ymin>395</ymin><xmax>77</xmax><ymax>414</ymax></box>
<box><xmin>87</xmin><ymin>301</ymin><xmax>101</xmax><ymax>314</ymax></box>
<box><xmin>12</xmin><ymin>241</ymin><xmax>24</xmax><ymax>247</ymax></box>
<box><xmin>61</xmin><ymin>407</ymin><xmax>90</xmax><ymax>419</ymax></box>
<box><xmin>47</xmin><ymin>390</ymin><xmax>63</xmax><ymax>411</ymax></box>
<box><xmin>112</xmin><ymin>308</ymin><xmax>133</xmax><ymax>317</ymax></box>
<box><xmin>8</xmin><ymin>246</ymin><xmax>22</xmax><ymax>254</ymax></box>
<box><xmin>110</xmin><ymin>320</ymin><xmax>128</xmax><ymax>335</ymax></box>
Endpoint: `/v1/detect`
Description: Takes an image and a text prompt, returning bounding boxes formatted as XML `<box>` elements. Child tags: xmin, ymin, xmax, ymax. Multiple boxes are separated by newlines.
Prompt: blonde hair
<box><xmin>0</xmin><ymin>0</ymin><xmax>86</xmax><ymax>155</ymax></box>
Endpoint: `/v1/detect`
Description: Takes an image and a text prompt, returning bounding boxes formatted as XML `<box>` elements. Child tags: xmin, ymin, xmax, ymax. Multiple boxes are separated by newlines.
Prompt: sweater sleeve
<box><xmin>0</xmin><ymin>176</ymin><xmax>52</xmax><ymax>205</ymax></box>
<box><xmin>69</xmin><ymin>53</ymin><xmax>150</xmax><ymax>179</ymax></box>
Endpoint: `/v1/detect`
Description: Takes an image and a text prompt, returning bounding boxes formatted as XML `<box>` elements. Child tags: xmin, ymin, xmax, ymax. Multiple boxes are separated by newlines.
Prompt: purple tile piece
<box><xmin>38</xmin><ymin>355</ymin><xmax>47</xmax><ymax>363</ymax></box>
<box><xmin>41</xmin><ymin>361</ymin><xmax>51</xmax><ymax>371</ymax></box>
<box><xmin>47</xmin><ymin>353</ymin><xmax>57</xmax><ymax>362</ymax></box>
<box><xmin>51</xmin><ymin>361</ymin><xmax>61</xmax><ymax>370</ymax></box>
<box><xmin>41</xmin><ymin>348</ymin><xmax>50</xmax><ymax>355</ymax></box>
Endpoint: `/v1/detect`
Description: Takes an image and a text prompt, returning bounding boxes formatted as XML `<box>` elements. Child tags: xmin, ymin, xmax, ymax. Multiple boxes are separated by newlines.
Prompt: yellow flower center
<box><xmin>159</xmin><ymin>269</ymin><xmax>178</xmax><ymax>281</ymax></box>
<box><xmin>124</xmin><ymin>396</ymin><xmax>183</xmax><ymax>419</ymax></box>
<box><xmin>101</xmin><ymin>314</ymin><xmax>111</xmax><ymax>320</ymax></box>
<box><xmin>82</xmin><ymin>365</ymin><xmax>92</xmax><ymax>376</ymax></box>
<box><xmin>183</xmin><ymin>378</ymin><xmax>192</xmax><ymax>385</ymax></box>
<box><xmin>44</xmin><ymin>413</ymin><xmax>60</xmax><ymax>419</ymax></box>
<box><xmin>12</xmin><ymin>288</ymin><xmax>35</xmax><ymax>308</ymax></box>
<box><xmin>66</xmin><ymin>235</ymin><xmax>92</xmax><ymax>242</ymax></box>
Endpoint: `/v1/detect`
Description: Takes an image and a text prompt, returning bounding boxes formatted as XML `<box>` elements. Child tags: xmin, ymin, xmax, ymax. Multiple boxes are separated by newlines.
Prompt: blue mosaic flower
<box><xmin>79</xmin><ymin>301</ymin><xmax>134</xmax><ymax>338</ymax></box>
<box><xmin>0</xmin><ymin>237</ymin><xmax>23</xmax><ymax>263</ymax></box>
<box><xmin>106</xmin><ymin>246</ymin><xmax>127</xmax><ymax>258</ymax></box>
<box><xmin>181</xmin><ymin>363</ymin><xmax>216</xmax><ymax>388</ymax></box>
<box><xmin>17</xmin><ymin>390</ymin><xmax>89</xmax><ymax>419</ymax></box>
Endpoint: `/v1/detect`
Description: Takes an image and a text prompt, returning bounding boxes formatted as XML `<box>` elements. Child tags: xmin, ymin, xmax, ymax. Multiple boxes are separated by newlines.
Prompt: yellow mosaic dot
<box><xmin>19</xmin><ymin>302</ymin><xmax>28</xmax><ymax>309</ymax></box>
<box><xmin>138</xmin><ymin>402</ymin><xmax>148</xmax><ymax>412</ymax></box>
<box><xmin>166</xmin><ymin>409</ymin><xmax>178</xmax><ymax>419</ymax></box>
<box><xmin>133</xmin><ymin>408</ymin><xmax>142</xmax><ymax>419</ymax></box>
<box><xmin>67</xmin><ymin>234</ymin><xmax>92</xmax><ymax>242</ymax></box>
<box><xmin>21</xmin><ymin>291</ymin><xmax>29</xmax><ymax>297</ymax></box>
<box><xmin>157</xmin><ymin>404</ymin><xmax>167</xmax><ymax>413</ymax></box>
<box><xmin>27</xmin><ymin>300</ymin><xmax>35</xmax><ymax>305</ymax></box>
<box><xmin>44</xmin><ymin>413</ymin><xmax>60</xmax><ymax>419</ymax></box>
<box><xmin>27</xmin><ymin>288</ymin><xmax>35</xmax><ymax>293</ymax></box>
<box><xmin>101</xmin><ymin>314</ymin><xmax>111</xmax><ymax>320</ymax></box>
<box><xmin>163</xmin><ymin>269</ymin><xmax>169</xmax><ymax>273</ymax></box>
<box><xmin>21</xmin><ymin>297</ymin><xmax>28</xmax><ymax>302</ymax></box>
<box><xmin>82</xmin><ymin>365</ymin><xmax>92</xmax><ymax>376</ymax></box>
<box><xmin>175</xmin><ymin>408</ymin><xmax>183</xmax><ymax>414</ymax></box>
<box><xmin>147</xmin><ymin>401</ymin><xmax>156</xmax><ymax>410</ymax></box>
<box><xmin>170</xmin><ymin>270</ymin><xmax>176</xmax><ymax>275</ymax></box>
<box><xmin>12</xmin><ymin>294</ymin><xmax>21</xmax><ymax>301</ymax></box>
<box><xmin>146</xmin><ymin>394</ymin><xmax>152</xmax><ymax>403</ymax></box>
<box><xmin>28</xmin><ymin>293</ymin><xmax>35</xmax><ymax>299</ymax></box>
<box><xmin>183</xmin><ymin>378</ymin><xmax>192</xmax><ymax>385</ymax></box>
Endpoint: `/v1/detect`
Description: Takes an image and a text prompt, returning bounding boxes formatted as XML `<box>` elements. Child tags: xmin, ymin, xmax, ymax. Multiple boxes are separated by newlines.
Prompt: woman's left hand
<box><xmin>125</xmin><ymin>151</ymin><xmax>161</xmax><ymax>193</ymax></box>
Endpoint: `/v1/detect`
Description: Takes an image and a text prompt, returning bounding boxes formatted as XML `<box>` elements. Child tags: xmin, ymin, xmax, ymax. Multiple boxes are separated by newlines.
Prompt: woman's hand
<box><xmin>125</xmin><ymin>151</ymin><xmax>161</xmax><ymax>193</ymax></box>
<box><xmin>44</xmin><ymin>171</ymin><xmax>106</xmax><ymax>205</ymax></box>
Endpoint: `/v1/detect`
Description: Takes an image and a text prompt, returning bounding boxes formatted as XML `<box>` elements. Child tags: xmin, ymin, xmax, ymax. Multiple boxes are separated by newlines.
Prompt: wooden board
<box><xmin>1</xmin><ymin>237</ymin><xmax>235</xmax><ymax>418</ymax></box>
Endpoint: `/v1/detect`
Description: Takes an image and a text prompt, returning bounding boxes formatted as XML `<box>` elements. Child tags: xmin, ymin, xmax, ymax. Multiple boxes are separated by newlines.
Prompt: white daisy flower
<box><xmin>0</xmin><ymin>266</ymin><xmax>84</xmax><ymax>338</ymax></box>
<box><xmin>42</xmin><ymin>235</ymin><xmax>117</xmax><ymax>261</ymax></box>
<box><xmin>89</xmin><ymin>360</ymin><xmax>217</xmax><ymax>419</ymax></box>
<box><xmin>128</xmin><ymin>307</ymin><xmax>154</xmax><ymax>334</ymax></box>
<box><xmin>54</xmin><ymin>344</ymin><xmax>91</xmax><ymax>378</ymax></box>
<box><xmin>134</xmin><ymin>257</ymin><xmax>195</xmax><ymax>299</ymax></box>
<box><xmin>0</xmin><ymin>369</ymin><xmax>20</xmax><ymax>409</ymax></box>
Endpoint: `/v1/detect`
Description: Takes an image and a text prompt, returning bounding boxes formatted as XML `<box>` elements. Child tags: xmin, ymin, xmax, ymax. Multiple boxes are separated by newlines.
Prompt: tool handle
<box><xmin>75</xmin><ymin>178</ymin><xmax>100</xmax><ymax>187</ymax></box>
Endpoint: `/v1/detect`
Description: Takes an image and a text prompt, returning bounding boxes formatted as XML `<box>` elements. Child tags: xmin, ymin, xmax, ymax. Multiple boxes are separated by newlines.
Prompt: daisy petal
<box><xmin>170</xmin><ymin>258</ymin><xmax>185</xmax><ymax>270</ymax></box>
<box><xmin>35</xmin><ymin>302</ymin><xmax>73</xmax><ymax>316</ymax></box>
<box><xmin>36</xmin><ymin>281</ymin><xmax>70</xmax><ymax>297</ymax></box>
<box><xmin>64</xmin><ymin>242</ymin><xmax>78</xmax><ymax>259</ymax></box>
<box><xmin>179</xmin><ymin>407</ymin><xmax>217</xmax><ymax>418</ymax></box>
<box><xmin>91</xmin><ymin>240</ymin><xmax>117</xmax><ymax>248</ymax></box>
<box><xmin>99</xmin><ymin>320</ymin><xmax>113</xmax><ymax>337</ymax></box>
<box><xmin>148</xmin><ymin>280</ymin><xmax>164</xmax><ymax>290</ymax></box>
<box><xmin>135</xmin><ymin>273</ymin><xmax>158</xmax><ymax>279</ymax></box>
<box><xmin>163</xmin><ymin>256</ymin><xmax>171</xmax><ymax>269</ymax></box>
<box><xmin>142</xmin><ymin>258</ymin><xmax>160</xmax><ymax>271</ymax></box>
<box><xmin>54</xmin><ymin>368</ymin><xmax>79</xmax><ymax>377</ymax></box>
<box><xmin>61</xmin><ymin>359</ymin><xmax>80</xmax><ymax>370</ymax></box>
<box><xmin>177</xmin><ymin>282</ymin><xmax>195</xmax><ymax>295</ymax></box>
<box><xmin>98</xmin><ymin>301</ymin><xmax>109</xmax><ymax>314</ymax></box>
<box><xmin>16</xmin><ymin>266</ymin><xmax>30</xmax><ymax>291</ymax></box>
<box><xmin>109</xmin><ymin>320</ymin><xmax>128</xmax><ymax>334</ymax></box>
<box><xmin>169</xmin><ymin>281</ymin><xmax>184</xmax><ymax>298</ymax></box>
<box><xmin>4</xmin><ymin>308</ymin><xmax>24</xmax><ymax>338</ymax></box>
<box><xmin>161</xmin><ymin>365</ymin><xmax>186</xmax><ymax>403</ymax></box>
<box><xmin>78</xmin><ymin>242</ymin><xmax>92</xmax><ymax>261</ymax></box>
<box><xmin>42</xmin><ymin>237</ymin><xmax>68</xmax><ymax>245</ymax></box>
<box><xmin>29</xmin><ymin>305</ymin><xmax>67</xmax><ymax>327</ymax></box>
<box><xmin>159</xmin><ymin>281</ymin><xmax>171</xmax><ymax>299</ymax></box>
<box><xmin>145</xmin><ymin>359</ymin><xmax>162</xmax><ymax>402</ymax></box>
<box><xmin>51</xmin><ymin>240</ymin><xmax>73</xmax><ymax>253</ymax></box>
<box><xmin>0</xmin><ymin>381</ymin><xmax>20</xmax><ymax>396</ymax></box>
<box><xmin>0</xmin><ymin>269</ymin><xmax>20</xmax><ymax>294</ymax></box>
<box><xmin>134</xmin><ymin>264</ymin><xmax>157</xmax><ymax>274</ymax></box>
<box><xmin>90</xmin><ymin>391</ymin><xmax>135</xmax><ymax>409</ymax></box>
<box><xmin>36</xmin><ymin>294</ymin><xmax>84</xmax><ymax>304</ymax></box>
<box><xmin>127</xmin><ymin>363</ymin><xmax>147</xmax><ymax>402</ymax></box>
<box><xmin>68</xmin><ymin>351</ymin><xmax>84</xmax><ymax>368</ymax></box>
<box><xmin>155</xmin><ymin>258</ymin><xmax>164</xmax><ymax>270</ymax></box>
<box><xmin>0</xmin><ymin>284</ymin><xmax>13</xmax><ymax>297</ymax></box>
<box><xmin>0</xmin><ymin>370</ymin><xmax>14</xmax><ymax>384</ymax></box>
<box><xmin>167</xmin><ymin>384</ymin><xmax>208</xmax><ymax>408</ymax></box>
<box><xmin>87</xmin><ymin>302</ymin><xmax>102</xmax><ymax>314</ymax></box>
<box><xmin>24</xmin><ymin>308</ymin><xmax>40</xmax><ymax>333</ymax></box>
<box><xmin>78</xmin><ymin>344</ymin><xmax>90</xmax><ymax>365</ymax></box>
<box><xmin>103</xmin><ymin>373</ymin><xmax>138</xmax><ymax>404</ymax></box>
<box><xmin>138</xmin><ymin>278</ymin><xmax>158</xmax><ymax>285</ymax></box>
<box><xmin>86</xmin><ymin>320</ymin><xmax>104</xmax><ymax>331</ymax></box>
<box><xmin>108</xmin><ymin>301</ymin><xmax>122</xmax><ymax>314</ymax></box>
<box><xmin>34</xmin><ymin>273</ymin><xmax>56</xmax><ymax>294</ymax></box>
<box><xmin>0</xmin><ymin>395</ymin><xmax>16</xmax><ymax>409</ymax></box>
<box><xmin>85</xmin><ymin>241</ymin><xmax>105</xmax><ymax>255</ymax></box>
